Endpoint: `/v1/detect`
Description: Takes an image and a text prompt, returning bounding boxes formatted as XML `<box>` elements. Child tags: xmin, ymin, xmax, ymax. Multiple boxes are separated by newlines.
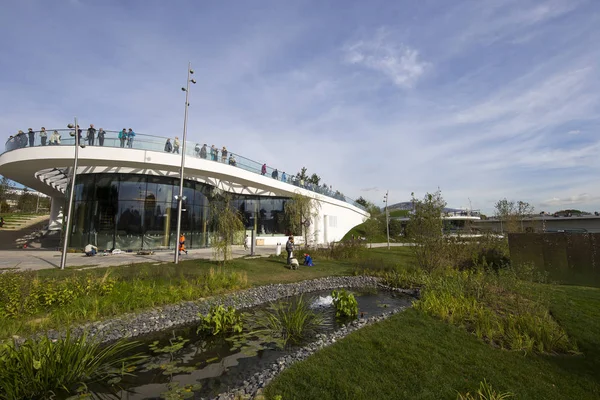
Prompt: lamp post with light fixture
<box><xmin>174</xmin><ymin>62</ymin><xmax>196</xmax><ymax>264</ymax></box>
<box><xmin>384</xmin><ymin>190</ymin><xmax>390</xmax><ymax>250</ymax></box>
<box><xmin>60</xmin><ymin>118</ymin><xmax>81</xmax><ymax>269</ymax></box>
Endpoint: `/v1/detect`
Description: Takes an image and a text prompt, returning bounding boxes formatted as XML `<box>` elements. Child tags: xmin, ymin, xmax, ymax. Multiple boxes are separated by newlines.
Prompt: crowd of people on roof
<box><xmin>7</xmin><ymin>126</ymin><xmax>352</xmax><ymax>204</ymax></box>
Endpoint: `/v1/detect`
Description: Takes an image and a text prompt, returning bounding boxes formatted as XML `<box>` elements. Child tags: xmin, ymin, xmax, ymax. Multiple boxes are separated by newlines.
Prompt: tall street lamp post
<box><xmin>60</xmin><ymin>117</ymin><xmax>81</xmax><ymax>270</ymax></box>
<box><xmin>174</xmin><ymin>62</ymin><xmax>196</xmax><ymax>264</ymax></box>
<box><xmin>384</xmin><ymin>190</ymin><xmax>390</xmax><ymax>250</ymax></box>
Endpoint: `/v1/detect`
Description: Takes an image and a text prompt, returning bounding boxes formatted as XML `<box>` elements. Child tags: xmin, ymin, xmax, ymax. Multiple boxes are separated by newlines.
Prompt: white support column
<box><xmin>49</xmin><ymin>196</ymin><xmax>65</xmax><ymax>230</ymax></box>
<box><xmin>323</xmin><ymin>215</ymin><xmax>329</xmax><ymax>244</ymax></box>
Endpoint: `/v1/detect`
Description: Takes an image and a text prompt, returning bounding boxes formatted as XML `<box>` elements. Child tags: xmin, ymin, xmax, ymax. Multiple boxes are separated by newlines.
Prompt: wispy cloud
<box><xmin>0</xmin><ymin>0</ymin><xmax>599</xmax><ymax>214</ymax></box>
<box><xmin>540</xmin><ymin>193</ymin><xmax>600</xmax><ymax>207</ymax></box>
<box><xmin>343</xmin><ymin>29</ymin><xmax>429</xmax><ymax>88</ymax></box>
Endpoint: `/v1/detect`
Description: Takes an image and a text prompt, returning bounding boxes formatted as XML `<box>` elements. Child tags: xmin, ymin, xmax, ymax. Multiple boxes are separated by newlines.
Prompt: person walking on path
<box><xmin>179</xmin><ymin>233</ymin><xmax>188</xmax><ymax>255</ymax></box>
<box><xmin>119</xmin><ymin>128</ymin><xmax>127</xmax><ymax>148</ymax></box>
<box><xmin>261</xmin><ymin>164</ymin><xmax>267</xmax><ymax>175</ymax></box>
<box><xmin>27</xmin><ymin>128</ymin><xmax>35</xmax><ymax>147</ymax></box>
<box><xmin>39</xmin><ymin>127</ymin><xmax>47</xmax><ymax>146</ymax></box>
<box><xmin>164</xmin><ymin>138</ymin><xmax>173</xmax><ymax>152</ymax></box>
<box><xmin>285</xmin><ymin>236</ymin><xmax>294</xmax><ymax>265</ymax></box>
<box><xmin>87</xmin><ymin>124</ymin><xmax>96</xmax><ymax>146</ymax></box>
<box><xmin>173</xmin><ymin>137</ymin><xmax>180</xmax><ymax>154</ymax></box>
<box><xmin>97</xmin><ymin>128</ymin><xmax>105</xmax><ymax>146</ymax></box>
<box><xmin>200</xmin><ymin>144</ymin><xmax>207</xmax><ymax>159</ymax></box>
<box><xmin>127</xmin><ymin>128</ymin><xmax>136</xmax><ymax>148</ymax></box>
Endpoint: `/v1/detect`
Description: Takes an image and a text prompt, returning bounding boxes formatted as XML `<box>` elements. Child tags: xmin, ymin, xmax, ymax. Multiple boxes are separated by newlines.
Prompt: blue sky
<box><xmin>1</xmin><ymin>0</ymin><xmax>599</xmax><ymax>214</ymax></box>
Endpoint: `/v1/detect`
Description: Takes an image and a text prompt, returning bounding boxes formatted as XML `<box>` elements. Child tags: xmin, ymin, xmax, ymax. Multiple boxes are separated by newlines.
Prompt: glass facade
<box><xmin>69</xmin><ymin>173</ymin><xmax>293</xmax><ymax>250</ymax></box>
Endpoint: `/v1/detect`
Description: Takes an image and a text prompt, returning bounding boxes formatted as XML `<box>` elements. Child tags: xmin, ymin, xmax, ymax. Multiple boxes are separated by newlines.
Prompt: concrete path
<box><xmin>0</xmin><ymin>245</ymin><xmax>280</xmax><ymax>271</ymax></box>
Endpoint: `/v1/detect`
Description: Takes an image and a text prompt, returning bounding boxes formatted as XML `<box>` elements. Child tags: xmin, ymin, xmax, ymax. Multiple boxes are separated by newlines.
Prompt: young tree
<box><xmin>295</xmin><ymin>167</ymin><xmax>308</xmax><ymax>182</ymax></box>
<box><xmin>309</xmin><ymin>173</ymin><xmax>321</xmax><ymax>186</ymax></box>
<box><xmin>362</xmin><ymin>216</ymin><xmax>381</xmax><ymax>248</ymax></box>
<box><xmin>17</xmin><ymin>188</ymin><xmax>37</xmax><ymax>213</ymax></box>
<box><xmin>355</xmin><ymin>196</ymin><xmax>369</xmax><ymax>208</ymax></box>
<box><xmin>284</xmin><ymin>192</ymin><xmax>321</xmax><ymax>245</ymax></box>
<box><xmin>210</xmin><ymin>194</ymin><xmax>245</xmax><ymax>263</ymax></box>
<box><xmin>0</xmin><ymin>176</ymin><xmax>14</xmax><ymax>213</ymax></box>
<box><xmin>407</xmin><ymin>190</ymin><xmax>447</xmax><ymax>273</ymax></box>
<box><xmin>494</xmin><ymin>198</ymin><xmax>533</xmax><ymax>233</ymax></box>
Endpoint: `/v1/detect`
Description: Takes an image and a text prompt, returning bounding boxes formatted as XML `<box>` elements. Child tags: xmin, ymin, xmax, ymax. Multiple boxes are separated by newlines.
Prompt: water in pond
<box><xmin>90</xmin><ymin>289</ymin><xmax>412</xmax><ymax>399</ymax></box>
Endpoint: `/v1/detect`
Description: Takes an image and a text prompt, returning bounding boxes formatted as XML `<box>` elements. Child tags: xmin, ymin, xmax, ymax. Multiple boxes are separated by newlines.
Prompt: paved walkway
<box><xmin>0</xmin><ymin>245</ymin><xmax>279</xmax><ymax>271</ymax></box>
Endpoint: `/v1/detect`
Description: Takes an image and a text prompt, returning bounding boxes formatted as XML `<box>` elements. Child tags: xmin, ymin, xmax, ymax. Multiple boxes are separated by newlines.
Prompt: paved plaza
<box><xmin>0</xmin><ymin>245</ymin><xmax>280</xmax><ymax>271</ymax></box>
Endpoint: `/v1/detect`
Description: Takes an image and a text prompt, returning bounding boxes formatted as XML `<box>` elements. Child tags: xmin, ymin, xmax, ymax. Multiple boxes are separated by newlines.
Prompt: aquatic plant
<box><xmin>254</xmin><ymin>295</ymin><xmax>324</xmax><ymax>346</ymax></box>
<box><xmin>197</xmin><ymin>304</ymin><xmax>244</xmax><ymax>335</ymax></box>
<box><xmin>331</xmin><ymin>289</ymin><xmax>358</xmax><ymax>318</ymax></box>
<box><xmin>0</xmin><ymin>330</ymin><xmax>145</xmax><ymax>400</ymax></box>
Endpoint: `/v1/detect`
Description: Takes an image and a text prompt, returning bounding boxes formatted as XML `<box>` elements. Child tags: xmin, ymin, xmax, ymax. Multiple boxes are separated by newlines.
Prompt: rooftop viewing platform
<box><xmin>4</xmin><ymin>128</ymin><xmax>365</xmax><ymax>210</ymax></box>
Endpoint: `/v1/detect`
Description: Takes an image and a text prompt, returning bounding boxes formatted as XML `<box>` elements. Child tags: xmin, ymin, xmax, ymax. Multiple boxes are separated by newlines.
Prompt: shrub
<box><xmin>414</xmin><ymin>270</ymin><xmax>576</xmax><ymax>354</ymax></box>
<box><xmin>0</xmin><ymin>270</ymin><xmax>116</xmax><ymax>319</ymax></box>
<box><xmin>0</xmin><ymin>331</ymin><xmax>145</xmax><ymax>399</ymax></box>
<box><xmin>197</xmin><ymin>304</ymin><xmax>243</xmax><ymax>335</ymax></box>
<box><xmin>331</xmin><ymin>289</ymin><xmax>358</xmax><ymax>318</ymax></box>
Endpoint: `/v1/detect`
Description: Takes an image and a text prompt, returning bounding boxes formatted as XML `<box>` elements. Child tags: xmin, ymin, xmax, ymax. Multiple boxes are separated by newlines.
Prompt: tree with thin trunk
<box><xmin>284</xmin><ymin>192</ymin><xmax>321</xmax><ymax>246</ymax></box>
<box><xmin>210</xmin><ymin>194</ymin><xmax>245</xmax><ymax>263</ymax></box>
<box><xmin>407</xmin><ymin>189</ymin><xmax>446</xmax><ymax>273</ymax></box>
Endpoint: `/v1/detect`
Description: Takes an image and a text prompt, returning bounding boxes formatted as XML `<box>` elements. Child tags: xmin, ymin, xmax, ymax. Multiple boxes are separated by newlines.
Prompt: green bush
<box><xmin>414</xmin><ymin>270</ymin><xmax>576</xmax><ymax>354</ymax></box>
<box><xmin>0</xmin><ymin>270</ymin><xmax>116</xmax><ymax>319</ymax></box>
<box><xmin>331</xmin><ymin>289</ymin><xmax>358</xmax><ymax>318</ymax></box>
<box><xmin>0</xmin><ymin>331</ymin><xmax>145</xmax><ymax>399</ymax></box>
<box><xmin>197</xmin><ymin>304</ymin><xmax>243</xmax><ymax>335</ymax></box>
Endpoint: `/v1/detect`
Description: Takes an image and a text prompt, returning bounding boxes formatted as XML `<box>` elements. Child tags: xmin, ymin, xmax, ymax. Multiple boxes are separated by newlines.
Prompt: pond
<box><xmin>89</xmin><ymin>288</ymin><xmax>413</xmax><ymax>399</ymax></box>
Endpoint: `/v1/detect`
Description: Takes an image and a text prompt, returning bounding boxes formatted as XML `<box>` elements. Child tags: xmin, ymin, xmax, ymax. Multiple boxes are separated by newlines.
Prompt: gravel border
<box><xmin>43</xmin><ymin>276</ymin><xmax>418</xmax><ymax>344</ymax></box>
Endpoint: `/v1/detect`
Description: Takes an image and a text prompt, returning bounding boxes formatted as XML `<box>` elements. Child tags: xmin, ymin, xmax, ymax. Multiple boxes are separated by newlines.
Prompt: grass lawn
<box><xmin>0</xmin><ymin>247</ymin><xmax>414</xmax><ymax>339</ymax></box>
<box><xmin>264</xmin><ymin>283</ymin><xmax>600</xmax><ymax>400</ymax></box>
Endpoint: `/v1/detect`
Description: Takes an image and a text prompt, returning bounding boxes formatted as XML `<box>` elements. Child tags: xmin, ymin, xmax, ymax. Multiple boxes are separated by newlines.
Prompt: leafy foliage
<box><xmin>407</xmin><ymin>190</ymin><xmax>447</xmax><ymax>272</ymax></box>
<box><xmin>413</xmin><ymin>269</ymin><xmax>577</xmax><ymax>354</ymax></box>
<box><xmin>283</xmin><ymin>192</ymin><xmax>321</xmax><ymax>244</ymax></box>
<box><xmin>331</xmin><ymin>289</ymin><xmax>358</xmax><ymax>318</ymax></box>
<box><xmin>0</xmin><ymin>331</ymin><xmax>145</xmax><ymax>400</ymax></box>
<box><xmin>0</xmin><ymin>270</ymin><xmax>115</xmax><ymax>319</ymax></box>
<box><xmin>197</xmin><ymin>304</ymin><xmax>243</xmax><ymax>335</ymax></box>
<box><xmin>494</xmin><ymin>198</ymin><xmax>535</xmax><ymax>233</ymax></box>
<box><xmin>210</xmin><ymin>194</ymin><xmax>245</xmax><ymax>263</ymax></box>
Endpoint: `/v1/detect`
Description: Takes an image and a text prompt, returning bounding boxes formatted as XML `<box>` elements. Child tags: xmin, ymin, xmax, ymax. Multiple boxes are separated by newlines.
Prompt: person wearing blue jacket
<box><xmin>118</xmin><ymin>128</ymin><xmax>127</xmax><ymax>148</ymax></box>
<box><xmin>127</xmin><ymin>128</ymin><xmax>136</xmax><ymax>148</ymax></box>
<box><xmin>303</xmin><ymin>253</ymin><xmax>314</xmax><ymax>266</ymax></box>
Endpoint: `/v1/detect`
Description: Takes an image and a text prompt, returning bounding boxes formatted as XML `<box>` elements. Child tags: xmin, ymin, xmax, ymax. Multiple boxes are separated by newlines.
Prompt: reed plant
<box><xmin>0</xmin><ymin>331</ymin><xmax>145</xmax><ymax>400</ymax></box>
<box><xmin>456</xmin><ymin>379</ymin><xmax>514</xmax><ymax>400</ymax></box>
<box><xmin>254</xmin><ymin>295</ymin><xmax>324</xmax><ymax>346</ymax></box>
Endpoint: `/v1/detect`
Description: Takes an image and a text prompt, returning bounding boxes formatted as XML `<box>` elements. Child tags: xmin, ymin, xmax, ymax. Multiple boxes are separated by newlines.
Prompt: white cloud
<box><xmin>568</xmin><ymin>129</ymin><xmax>581</xmax><ymax>135</ymax></box>
<box><xmin>539</xmin><ymin>193</ymin><xmax>600</xmax><ymax>207</ymax></box>
<box><xmin>343</xmin><ymin>29</ymin><xmax>429</xmax><ymax>88</ymax></box>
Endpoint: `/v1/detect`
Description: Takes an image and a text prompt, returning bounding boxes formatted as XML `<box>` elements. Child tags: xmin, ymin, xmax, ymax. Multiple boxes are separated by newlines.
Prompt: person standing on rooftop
<box><xmin>27</xmin><ymin>128</ymin><xmax>35</xmax><ymax>147</ymax></box>
<box><xmin>119</xmin><ymin>128</ymin><xmax>127</xmax><ymax>148</ymax></box>
<box><xmin>173</xmin><ymin>137</ymin><xmax>180</xmax><ymax>154</ymax></box>
<box><xmin>39</xmin><ymin>127</ymin><xmax>47</xmax><ymax>146</ymax></box>
<box><xmin>87</xmin><ymin>124</ymin><xmax>96</xmax><ymax>146</ymax></box>
<box><xmin>164</xmin><ymin>138</ymin><xmax>173</xmax><ymax>152</ymax></box>
<box><xmin>261</xmin><ymin>164</ymin><xmax>267</xmax><ymax>175</ymax></box>
<box><xmin>221</xmin><ymin>146</ymin><xmax>228</xmax><ymax>163</ymax></box>
<box><xmin>281</xmin><ymin>171</ymin><xmax>287</xmax><ymax>182</ymax></box>
<box><xmin>210</xmin><ymin>145</ymin><xmax>217</xmax><ymax>161</ymax></box>
<box><xmin>97</xmin><ymin>128</ymin><xmax>105</xmax><ymax>146</ymax></box>
<box><xmin>200</xmin><ymin>144</ymin><xmax>207</xmax><ymax>159</ymax></box>
<box><xmin>127</xmin><ymin>128</ymin><xmax>135</xmax><ymax>148</ymax></box>
<box><xmin>17</xmin><ymin>130</ymin><xmax>26</xmax><ymax>148</ymax></box>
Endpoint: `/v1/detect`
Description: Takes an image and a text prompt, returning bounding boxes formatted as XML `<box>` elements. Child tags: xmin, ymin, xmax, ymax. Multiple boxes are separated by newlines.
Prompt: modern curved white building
<box><xmin>0</xmin><ymin>130</ymin><xmax>368</xmax><ymax>250</ymax></box>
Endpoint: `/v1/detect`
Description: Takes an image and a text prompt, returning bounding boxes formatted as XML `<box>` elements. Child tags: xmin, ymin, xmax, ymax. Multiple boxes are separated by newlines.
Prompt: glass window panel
<box><xmin>118</xmin><ymin>176</ymin><xmax>147</xmax><ymax>202</ymax></box>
